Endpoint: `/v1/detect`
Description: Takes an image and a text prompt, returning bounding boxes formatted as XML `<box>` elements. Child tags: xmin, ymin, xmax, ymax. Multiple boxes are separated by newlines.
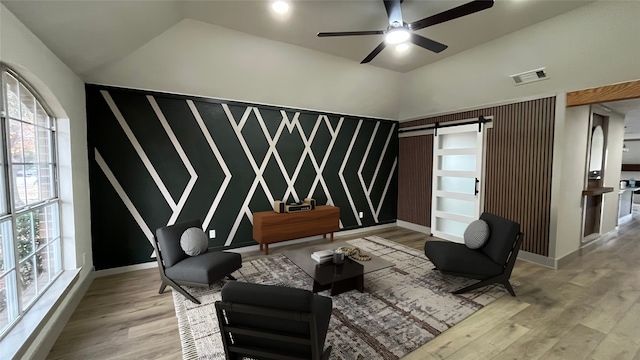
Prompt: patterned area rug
<box><xmin>172</xmin><ymin>236</ymin><xmax>508</xmax><ymax>359</ymax></box>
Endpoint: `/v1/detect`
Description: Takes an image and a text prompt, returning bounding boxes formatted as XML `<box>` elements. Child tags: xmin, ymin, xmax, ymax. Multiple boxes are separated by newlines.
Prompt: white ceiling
<box><xmin>1</xmin><ymin>0</ymin><xmax>593</xmax><ymax>76</ymax></box>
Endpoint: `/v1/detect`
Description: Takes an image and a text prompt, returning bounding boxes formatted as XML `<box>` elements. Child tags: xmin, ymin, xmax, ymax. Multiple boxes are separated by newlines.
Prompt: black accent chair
<box><xmin>154</xmin><ymin>219</ymin><xmax>242</xmax><ymax>304</ymax></box>
<box><xmin>215</xmin><ymin>281</ymin><xmax>333</xmax><ymax>360</ymax></box>
<box><xmin>424</xmin><ymin>212</ymin><xmax>524</xmax><ymax>296</ymax></box>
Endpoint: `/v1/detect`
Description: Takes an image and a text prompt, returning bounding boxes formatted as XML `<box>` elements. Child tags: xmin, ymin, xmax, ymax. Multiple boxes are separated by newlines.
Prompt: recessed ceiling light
<box><xmin>272</xmin><ymin>0</ymin><xmax>289</xmax><ymax>14</ymax></box>
<box><xmin>396</xmin><ymin>43</ymin><xmax>410</xmax><ymax>52</ymax></box>
<box><xmin>385</xmin><ymin>28</ymin><xmax>410</xmax><ymax>45</ymax></box>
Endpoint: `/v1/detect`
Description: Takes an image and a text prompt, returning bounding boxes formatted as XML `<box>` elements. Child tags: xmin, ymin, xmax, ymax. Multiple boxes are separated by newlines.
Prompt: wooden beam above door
<box><xmin>567</xmin><ymin>80</ymin><xmax>640</xmax><ymax>107</ymax></box>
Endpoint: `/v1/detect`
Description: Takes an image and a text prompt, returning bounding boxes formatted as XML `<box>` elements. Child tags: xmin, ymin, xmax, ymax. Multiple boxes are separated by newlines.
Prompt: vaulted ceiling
<box><xmin>2</xmin><ymin>0</ymin><xmax>593</xmax><ymax>76</ymax></box>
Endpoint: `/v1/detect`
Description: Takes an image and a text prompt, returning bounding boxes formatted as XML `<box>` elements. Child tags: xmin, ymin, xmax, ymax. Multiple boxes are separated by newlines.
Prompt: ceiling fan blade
<box><xmin>317</xmin><ymin>30</ymin><xmax>385</xmax><ymax>37</ymax></box>
<box><xmin>409</xmin><ymin>34</ymin><xmax>448</xmax><ymax>53</ymax></box>
<box><xmin>361</xmin><ymin>42</ymin><xmax>387</xmax><ymax>64</ymax></box>
<box><xmin>409</xmin><ymin>0</ymin><xmax>494</xmax><ymax>31</ymax></box>
<box><xmin>383</xmin><ymin>0</ymin><xmax>404</xmax><ymax>27</ymax></box>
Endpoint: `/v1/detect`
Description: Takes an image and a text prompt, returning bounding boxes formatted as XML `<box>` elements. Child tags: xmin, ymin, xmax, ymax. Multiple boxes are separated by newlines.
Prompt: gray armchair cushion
<box><xmin>221</xmin><ymin>281</ymin><xmax>332</xmax><ymax>357</ymax></box>
<box><xmin>479</xmin><ymin>212</ymin><xmax>520</xmax><ymax>265</ymax></box>
<box><xmin>165</xmin><ymin>251</ymin><xmax>242</xmax><ymax>284</ymax></box>
<box><xmin>156</xmin><ymin>219</ymin><xmax>201</xmax><ymax>267</ymax></box>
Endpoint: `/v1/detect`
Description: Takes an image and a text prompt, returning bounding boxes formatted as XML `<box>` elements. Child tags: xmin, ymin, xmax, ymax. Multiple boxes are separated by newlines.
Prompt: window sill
<box><xmin>0</xmin><ymin>269</ymin><xmax>81</xmax><ymax>359</ymax></box>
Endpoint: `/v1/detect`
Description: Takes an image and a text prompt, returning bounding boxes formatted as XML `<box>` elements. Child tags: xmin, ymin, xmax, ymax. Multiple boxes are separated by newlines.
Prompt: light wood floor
<box><xmin>48</xmin><ymin>211</ymin><xmax>640</xmax><ymax>359</ymax></box>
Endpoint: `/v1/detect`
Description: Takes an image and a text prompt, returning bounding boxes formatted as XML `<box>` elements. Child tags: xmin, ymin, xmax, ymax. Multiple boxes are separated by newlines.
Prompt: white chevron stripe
<box><xmin>101</xmin><ymin>90</ymin><xmax>176</xmax><ymax>210</ymax></box>
<box><xmin>187</xmin><ymin>100</ymin><xmax>232</xmax><ymax>230</ymax></box>
<box><xmin>358</xmin><ymin>122</ymin><xmax>379</xmax><ymax>222</ymax></box>
<box><xmin>377</xmin><ymin>157</ymin><xmax>398</xmax><ymax>217</ymax></box>
<box><xmin>147</xmin><ymin>96</ymin><xmax>198</xmax><ymax>226</ymax></box>
<box><xmin>95</xmin><ymin>150</ymin><xmax>155</xmax><ymax>258</ymax></box>
<box><xmin>339</xmin><ymin>119</ymin><xmax>363</xmax><ymax>226</ymax></box>
<box><xmin>369</xmin><ymin>123</ymin><xmax>396</xmax><ymax>194</ymax></box>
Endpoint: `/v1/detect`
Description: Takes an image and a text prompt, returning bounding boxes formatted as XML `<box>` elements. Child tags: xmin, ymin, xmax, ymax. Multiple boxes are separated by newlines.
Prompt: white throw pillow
<box><xmin>464</xmin><ymin>219</ymin><xmax>490</xmax><ymax>249</ymax></box>
<box><xmin>180</xmin><ymin>227</ymin><xmax>208</xmax><ymax>256</ymax></box>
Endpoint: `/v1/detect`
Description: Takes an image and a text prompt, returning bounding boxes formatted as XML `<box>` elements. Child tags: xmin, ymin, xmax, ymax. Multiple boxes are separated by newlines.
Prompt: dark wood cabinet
<box><xmin>252</xmin><ymin>206</ymin><xmax>340</xmax><ymax>254</ymax></box>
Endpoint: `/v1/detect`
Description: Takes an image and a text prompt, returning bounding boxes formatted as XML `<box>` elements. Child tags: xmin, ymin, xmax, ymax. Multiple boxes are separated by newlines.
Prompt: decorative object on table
<box><xmin>311</xmin><ymin>249</ymin><xmax>334</xmax><ymax>264</ymax></box>
<box><xmin>338</xmin><ymin>246</ymin><xmax>372</xmax><ymax>261</ymax></box>
<box><xmin>273</xmin><ymin>198</ymin><xmax>316</xmax><ymax>213</ymax></box>
<box><xmin>154</xmin><ymin>219</ymin><xmax>242</xmax><ymax>304</ymax></box>
<box><xmin>172</xmin><ymin>236</ymin><xmax>509</xmax><ymax>360</ymax></box>
<box><xmin>332</xmin><ymin>249</ymin><xmax>345</xmax><ymax>264</ymax></box>
<box><xmin>424</xmin><ymin>212</ymin><xmax>523</xmax><ymax>296</ymax></box>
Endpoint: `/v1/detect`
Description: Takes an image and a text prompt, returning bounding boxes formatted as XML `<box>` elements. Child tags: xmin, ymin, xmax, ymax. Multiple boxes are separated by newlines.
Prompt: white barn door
<box><xmin>431</xmin><ymin>123</ymin><xmax>486</xmax><ymax>243</ymax></box>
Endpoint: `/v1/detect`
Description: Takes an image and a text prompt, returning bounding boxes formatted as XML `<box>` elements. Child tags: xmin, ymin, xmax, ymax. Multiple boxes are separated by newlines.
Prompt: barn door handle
<box><xmin>474</xmin><ymin>178</ymin><xmax>479</xmax><ymax>195</ymax></box>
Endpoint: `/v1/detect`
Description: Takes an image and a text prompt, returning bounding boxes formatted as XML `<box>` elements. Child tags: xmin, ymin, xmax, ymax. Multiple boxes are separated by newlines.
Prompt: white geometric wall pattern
<box><xmin>87</xmin><ymin>85</ymin><xmax>398</xmax><ymax>270</ymax></box>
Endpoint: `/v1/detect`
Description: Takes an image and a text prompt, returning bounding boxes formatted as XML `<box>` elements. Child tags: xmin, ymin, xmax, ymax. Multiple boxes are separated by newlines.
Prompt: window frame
<box><xmin>0</xmin><ymin>66</ymin><xmax>62</xmax><ymax>339</ymax></box>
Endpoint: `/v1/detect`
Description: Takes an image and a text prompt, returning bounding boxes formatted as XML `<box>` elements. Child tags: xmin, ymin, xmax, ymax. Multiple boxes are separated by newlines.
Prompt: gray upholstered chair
<box><xmin>215</xmin><ymin>281</ymin><xmax>333</xmax><ymax>360</ymax></box>
<box><xmin>154</xmin><ymin>219</ymin><xmax>242</xmax><ymax>304</ymax></box>
<box><xmin>424</xmin><ymin>212</ymin><xmax>523</xmax><ymax>296</ymax></box>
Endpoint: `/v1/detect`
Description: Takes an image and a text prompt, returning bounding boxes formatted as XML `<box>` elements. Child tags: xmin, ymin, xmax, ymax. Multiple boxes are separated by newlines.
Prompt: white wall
<box><xmin>399</xmin><ymin>1</ymin><xmax>640</xmax><ymax>120</ymax></box>
<box><xmin>0</xmin><ymin>3</ymin><xmax>92</xmax><ymax>357</ymax></box>
<box><xmin>601</xmin><ymin>109</ymin><xmax>625</xmax><ymax>234</ymax></box>
<box><xmin>85</xmin><ymin>19</ymin><xmax>403</xmax><ymax>120</ymax></box>
<box><xmin>553</xmin><ymin>105</ymin><xmax>590</xmax><ymax>259</ymax></box>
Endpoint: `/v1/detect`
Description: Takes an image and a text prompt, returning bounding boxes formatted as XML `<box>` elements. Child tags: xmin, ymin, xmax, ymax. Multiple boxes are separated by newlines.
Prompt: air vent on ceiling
<box><xmin>510</xmin><ymin>68</ymin><xmax>548</xmax><ymax>85</ymax></box>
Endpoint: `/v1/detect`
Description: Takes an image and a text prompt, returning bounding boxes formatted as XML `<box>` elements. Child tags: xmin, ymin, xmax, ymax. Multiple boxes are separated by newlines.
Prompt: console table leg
<box><xmin>259</xmin><ymin>243</ymin><xmax>263</xmax><ymax>251</ymax></box>
<box><xmin>264</xmin><ymin>244</ymin><xmax>269</xmax><ymax>255</ymax></box>
<box><xmin>330</xmin><ymin>232</ymin><xmax>334</xmax><ymax>242</ymax></box>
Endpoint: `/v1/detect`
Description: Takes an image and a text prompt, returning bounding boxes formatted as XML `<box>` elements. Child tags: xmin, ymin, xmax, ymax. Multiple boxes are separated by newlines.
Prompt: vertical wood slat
<box><xmin>397</xmin><ymin>97</ymin><xmax>556</xmax><ymax>256</ymax></box>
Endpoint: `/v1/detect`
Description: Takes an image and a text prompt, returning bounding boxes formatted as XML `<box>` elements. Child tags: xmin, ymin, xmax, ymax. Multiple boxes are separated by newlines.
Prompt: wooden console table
<box><xmin>252</xmin><ymin>205</ymin><xmax>340</xmax><ymax>255</ymax></box>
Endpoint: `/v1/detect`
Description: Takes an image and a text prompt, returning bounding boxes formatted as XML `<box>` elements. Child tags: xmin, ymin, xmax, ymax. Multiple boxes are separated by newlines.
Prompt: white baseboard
<box><xmin>396</xmin><ymin>220</ymin><xmax>431</xmax><ymax>234</ymax></box>
<box><xmin>94</xmin><ymin>261</ymin><xmax>158</xmax><ymax>277</ymax></box>
<box><xmin>517</xmin><ymin>250</ymin><xmax>558</xmax><ymax>269</ymax></box>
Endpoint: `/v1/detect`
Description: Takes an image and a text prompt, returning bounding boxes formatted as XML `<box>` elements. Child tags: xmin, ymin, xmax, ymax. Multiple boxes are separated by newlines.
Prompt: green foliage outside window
<box><xmin>0</xmin><ymin>211</ymin><xmax>42</xmax><ymax>313</ymax></box>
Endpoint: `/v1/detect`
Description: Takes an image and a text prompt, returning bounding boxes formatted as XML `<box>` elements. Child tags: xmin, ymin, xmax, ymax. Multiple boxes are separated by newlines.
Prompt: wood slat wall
<box><xmin>398</xmin><ymin>97</ymin><xmax>556</xmax><ymax>256</ymax></box>
<box><xmin>398</xmin><ymin>136</ymin><xmax>433</xmax><ymax>226</ymax></box>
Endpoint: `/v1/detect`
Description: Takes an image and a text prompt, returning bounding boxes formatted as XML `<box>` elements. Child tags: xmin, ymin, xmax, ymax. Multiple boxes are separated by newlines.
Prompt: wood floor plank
<box><xmin>445</xmin><ymin>322</ymin><xmax>530</xmax><ymax>360</ymax></box>
<box><xmin>539</xmin><ymin>324</ymin><xmax>606</xmax><ymax>360</ymax></box>
<box><xmin>580</xmin><ymin>289</ymin><xmax>640</xmax><ymax>333</ymax></box>
<box><xmin>587</xmin><ymin>333</ymin><xmax>640</xmax><ymax>360</ymax></box>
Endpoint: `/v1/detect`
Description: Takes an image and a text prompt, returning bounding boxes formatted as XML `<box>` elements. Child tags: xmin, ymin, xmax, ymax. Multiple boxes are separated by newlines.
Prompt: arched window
<box><xmin>0</xmin><ymin>68</ymin><xmax>62</xmax><ymax>337</ymax></box>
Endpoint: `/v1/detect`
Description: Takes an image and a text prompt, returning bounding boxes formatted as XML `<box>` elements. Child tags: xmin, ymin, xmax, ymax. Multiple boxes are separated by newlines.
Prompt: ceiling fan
<box><xmin>317</xmin><ymin>0</ymin><xmax>494</xmax><ymax>64</ymax></box>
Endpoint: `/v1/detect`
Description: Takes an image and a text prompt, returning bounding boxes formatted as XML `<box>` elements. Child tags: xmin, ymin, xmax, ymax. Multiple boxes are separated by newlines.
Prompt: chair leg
<box><xmin>502</xmin><ymin>280</ymin><xmax>516</xmax><ymax>296</ymax></box>
<box><xmin>171</xmin><ymin>284</ymin><xmax>201</xmax><ymax>305</ymax></box>
<box><xmin>321</xmin><ymin>346</ymin><xmax>332</xmax><ymax>360</ymax></box>
<box><xmin>227</xmin><ymin>274</ymin><xmax>237</xmax><ymax>281</ymax></box>
<box><xmin>161</xmin><ymin>277</ymin><xmax>201</xmax><ymax>304</ymax></box>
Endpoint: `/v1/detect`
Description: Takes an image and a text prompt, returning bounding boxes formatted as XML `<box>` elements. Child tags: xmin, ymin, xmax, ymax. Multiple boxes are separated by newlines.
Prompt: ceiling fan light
<box><xmin>272</xmin><ymin>0</ymin><xmax>289</xmax><ymax>14</ymax></box>
<box><xmin>385</xmin><ymin>28</ymin><xmax>410</xmax><ymax>45</ymax></box>
<box><xmin>396</xmin><ymin>43</ymin><xmax>410</xmax><ymax>52</ymax></box>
